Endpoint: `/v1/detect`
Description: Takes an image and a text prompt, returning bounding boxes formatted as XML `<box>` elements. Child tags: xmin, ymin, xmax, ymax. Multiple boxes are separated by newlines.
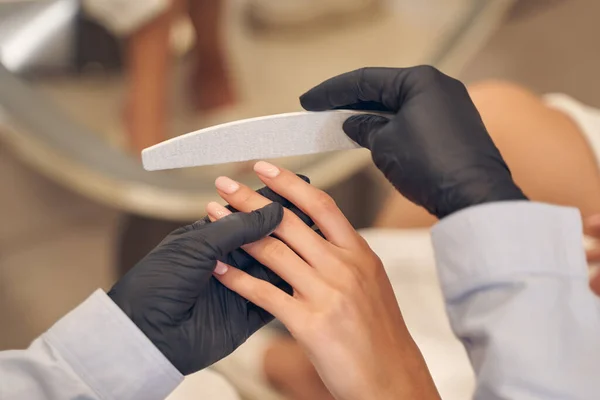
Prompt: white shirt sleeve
<box><xmin>0</xmin><ymin>289</ymin><xmax>184</xmax><ymax>400</ymax></box>
<box><xmin>431</xmin><ymin>201</ymin><xmax>600</xmax><ymax>400</ymax></box>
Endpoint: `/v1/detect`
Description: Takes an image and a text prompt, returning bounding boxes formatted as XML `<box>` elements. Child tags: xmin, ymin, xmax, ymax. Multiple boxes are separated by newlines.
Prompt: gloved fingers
<box><xmin>300</xmin><ymin>67</ymin><xmax>408</xmax><ymax>111</ymax></box>
<box><xmin>333</xmin><ymin>101</ymin><xmax>391</xmax><ymax>112</ymax></box>
<box><xmin>193</xmin><ymin>202</ymin><xmax>284</xmax><ymax>261</ymax></box>
<box><xmin>221</xmin><ymin>248</ymin><xmax>255</xmax><ymax>270</ymax></box>
<box><xmin>343</xmin><ymin>114</ymin><xmax>390</xmax><ymax>149</ymax></box>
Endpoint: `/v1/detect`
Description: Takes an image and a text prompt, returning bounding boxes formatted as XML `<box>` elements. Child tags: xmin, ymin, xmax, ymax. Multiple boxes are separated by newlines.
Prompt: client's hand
<box><xmin>207</xmin><ymin>161</ymin><xmax>440</xmax><ymax>400</ymax></box>
<box><xmin>585</xmin><ymin>215</ymin><xmax>600</xmax><ymax>296</ymax></box>
<box><xmin>301</xmin><ymin>66</ymin><xmax>527</xmax><ymax>218</ymax></box>
<box><xmin>108</xmin><ymin>182</ymin><xmax>312</xmax><ymax>375</ymax></box>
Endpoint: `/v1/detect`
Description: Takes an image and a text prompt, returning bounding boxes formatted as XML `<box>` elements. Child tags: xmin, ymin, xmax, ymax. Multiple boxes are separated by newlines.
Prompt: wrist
<box><xmin>481</xmin><ymin>179</ymin><xmax>528</xmax><ymax>203</ymax></box>
<box><xmin>355</xmin><ymin>342</ymin><xmax>441</xmax><ymax>400</ymax></box>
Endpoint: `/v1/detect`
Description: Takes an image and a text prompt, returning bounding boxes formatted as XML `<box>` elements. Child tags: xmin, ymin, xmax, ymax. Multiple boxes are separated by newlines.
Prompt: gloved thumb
<box><xmin>194</xmin><ymin>202</ymin><xmax>284</xmax><ymax>260</ymax></box>
<box><xmin>343</xmin><ymin>114</ymin><xmax>390</xmax><ymax>149</ymax></box>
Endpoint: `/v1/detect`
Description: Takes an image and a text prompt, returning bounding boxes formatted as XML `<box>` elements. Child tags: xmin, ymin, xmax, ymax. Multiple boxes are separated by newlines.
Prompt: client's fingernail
<box><xmin>254</xmin><ymin>161</ymin><xmax>280</xmax><ymax>178</ymax></box>
<box><xmin>206</xmin><ymin>202</ymin><xmax>231</xmax><ymax>220</ymax></box>
<box><xmin>215</xmin><ymin>176</ymin><xmax>240</xmax><ymax>194</ymax></box>
<box><xmin>214</xmin><ymin>261</ymin><xmax>229</xmax><ymax>275</ymax></box>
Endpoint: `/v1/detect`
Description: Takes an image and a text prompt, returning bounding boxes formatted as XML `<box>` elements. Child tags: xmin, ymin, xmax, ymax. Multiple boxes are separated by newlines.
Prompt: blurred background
<box><xmin>0</xmin><ymin>0</ymin><xmax>598</xmax><ymax>396</ymax></box>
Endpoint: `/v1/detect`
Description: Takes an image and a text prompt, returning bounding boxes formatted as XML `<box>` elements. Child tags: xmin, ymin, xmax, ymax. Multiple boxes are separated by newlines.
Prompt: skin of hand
<box><xmin>108</xmin><ymin>182</ymin><xmax>313</xmax><ymax>375</ymax></box>
<box><xmin>264</xmin><ymin>335</ymin><xmax>335</xmax><ymax>400</ymax></box>
<box><xmin>300</xmin><ymin>66</ymin><xmax>527</xmax><ymax>219</ymax></box>
<box><xmin>585</xmin><ymin>215</ymin><xmax>600</xmax><ymax>296</ymax></box>
<box><xmin>207</xmin><ymin>161</ymin><xmax>441</xmax><ymax>400</ymax></box>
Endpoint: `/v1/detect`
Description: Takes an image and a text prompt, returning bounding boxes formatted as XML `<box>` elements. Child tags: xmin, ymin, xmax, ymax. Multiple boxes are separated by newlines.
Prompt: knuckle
<box><xmin>250</xmin><ymin>282</ymin><xmax>269</xmax><ymax>304</ymax></box>
<box><xmin>413</xmin><ymin>64</ymin><xmax>442</xmax><ymax>81</ymax></box>
<box><xmin>279</xmin><ymin>208</ymin><xmax>309</xmax><ymax>232</ymax></box>
<box><xmin>275</xmin><ymin>217</ymin><xmax>294</xmax><ymax>235</ymax></box>
<box><xmin>223</xmin><ymin>213</ymin><xmax>249</xmax><ymax>233</ymax></box>
<box><xmin>326</xmin><ymin>288</ymin><xmax>357</xmax><ymax>320</ymax></box>
<box><xmin>360</xmin><ymin>245</ymin><xmax>384</xmax><ymax>269</ymax></box>
<box><xmin>329</xmin><ymin>261</ymin><xmax>364</xmax><ymax>294</ymax></box>
<box><xmin>356</xmin><ymin>251</ymin><xmax>385</xmax><ymax>282</ymax></box>
<box><xmin>261</xmin><ymin>238</ymin><xmax>288</xmax><ymax>260</ymax></box>
<box><xmin>356</xmin><ymin>66</ymin><xmax>369</xmax><ymax>85</ymax></box>
<box><xmin>366</xmin><ymin>256</ymin><xmax>386</xmax><ymax>281</ymax></box>
<box><xmin>355</xmin><ymin>67</ymin><xmax>369</xmax><ymax>81</ymax></box>
<box><xmin>281</xmin><ymin>208</ymin><xmax>298</xmax><ymax>222</ymax></box>
<box><xmin>411</xmin><ymin>65</ymin><xmax>467</xmax><ymax>94</ymax></box>
<box><xmin>333</xmin><ymin>251</ymin><xmax>384</xmax><ymax>291</ymax></box>
<box><xmin>343</xmin><ymin>268</ymin><xmax>365</xmax><ymax>293</ymax></box>
<box><xmin>237</xmin><ymin>189</ymin><xmax>255</xmax><ymax>205</ymax></box>
<box><xmin>314</xmin><ymin>191</ymin><xmax>338</xmax><ymax>212</ymax></box>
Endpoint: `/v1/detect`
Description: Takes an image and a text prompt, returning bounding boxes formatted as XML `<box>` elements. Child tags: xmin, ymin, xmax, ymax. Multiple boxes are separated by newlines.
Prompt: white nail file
<box><xmin>142</xmin><ymin>110</ymin><xmax>368</xmax><ymax>171</ymax></box>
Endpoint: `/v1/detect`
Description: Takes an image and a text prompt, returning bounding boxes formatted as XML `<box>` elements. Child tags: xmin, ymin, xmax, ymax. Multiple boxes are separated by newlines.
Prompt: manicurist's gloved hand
<box><xmin>300</xmin><ymin>66</ymin><xmax>527</xmax><ymax>218</ymax></box>
<box><xmin>108</xmin><ymin>181</ymin><xmax>312</xmax><ymax>375</ymax></box>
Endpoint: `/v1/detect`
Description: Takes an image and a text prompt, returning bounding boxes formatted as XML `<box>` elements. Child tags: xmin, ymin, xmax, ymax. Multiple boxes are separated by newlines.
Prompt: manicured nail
<box><xmin>206</xmin><ymin>202</ymin><xmax>231</xmax><ymax>219</ymax></box>
<box><xmin>215</xmin><ymin>176</ymin><xmax>240</xmax><ymax>194</ymax></box>
<box><xmin>214</xmin><ymin>261</ymin><xmax>229</xmax><ymax>275</ymax></box>
<box><xmin>254</xmin><ymin>161</ymin><xmax>280</xmax><ymax>178</ymax></box>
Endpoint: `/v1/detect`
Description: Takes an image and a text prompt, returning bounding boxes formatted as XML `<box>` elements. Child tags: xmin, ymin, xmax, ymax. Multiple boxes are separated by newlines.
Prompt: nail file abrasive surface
<box><xmin>142</xmin><ymin>110</ymin><xmax>371</xmax><ymax>170</ymax></box>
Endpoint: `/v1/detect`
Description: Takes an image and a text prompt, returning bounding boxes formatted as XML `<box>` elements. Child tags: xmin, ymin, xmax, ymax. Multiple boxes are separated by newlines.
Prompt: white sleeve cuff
<box><xmin>431</xmin><ymin>201</ymin><xmax>588</xmax><ymax>300</ymax></box>
<box><xmin>44</xmin><ymin>289</ymin><xmax>183</xmax><ymax>400</ymax></box>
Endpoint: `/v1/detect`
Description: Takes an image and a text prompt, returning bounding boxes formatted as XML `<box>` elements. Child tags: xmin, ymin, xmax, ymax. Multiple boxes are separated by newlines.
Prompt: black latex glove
<box><xmin>108</xmin><ymin>179</ymin><xmax>313</xmax><ymax>375</ymax></box>
<box><xmin>300</xmin><ymin>66</ymin><xmax>527</xmax><ymax>218</ymax></box>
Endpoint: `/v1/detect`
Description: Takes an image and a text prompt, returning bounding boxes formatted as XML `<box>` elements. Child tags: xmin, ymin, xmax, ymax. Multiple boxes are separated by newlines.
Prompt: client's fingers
<box><xmin>255</xmin><ymin>176</ymin><xmax>315</xmax><ymax>227</ymax></box>
<box><xmin>214</xmin><ymin>176</ymin><xmax>329</xmax><ymax>265</ymax></box>
<box><xmin>206</xmin><ymin>202</ymin><xmax>323</xmax><ymax>296</ymax></box>
<box><xmin>253</xmin><ymin>161</ymin><xmax>363</xmax><ymax>249</ymax></box>
<box><xmin>213</xmin><ymin>262</ymin><xmax>304</xmax><ymax>329</ymax></box>
<box><xmin>202</xmin><ymin>177</ymin><xmax>314</xmax><ymax>226</ymax></box>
